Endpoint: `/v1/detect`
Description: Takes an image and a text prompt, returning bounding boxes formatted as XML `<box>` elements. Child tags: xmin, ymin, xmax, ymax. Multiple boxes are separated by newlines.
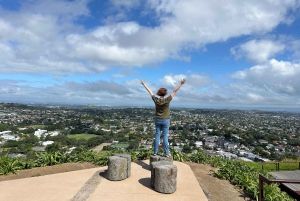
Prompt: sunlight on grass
<box><xmin>30</xmin><ymin>124</ymin><xmax>45</xmax><ymax>129</ymax></box>
<box><xmin>68</xmin><ymin>134</ymin><xmax>98</xmax><ymax>140</ymax></box>
<box><xmin>245</xmin><ymin>161</ymin><xmax>300</xmax><ymax>172</ymax></box>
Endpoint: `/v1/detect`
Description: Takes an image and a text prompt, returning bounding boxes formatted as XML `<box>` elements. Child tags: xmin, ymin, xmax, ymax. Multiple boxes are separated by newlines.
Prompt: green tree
<box><xmin>0</xmin><ymin>123</ymin><xmax>8</xmax><ymax>132</ymax></box>
<box><xmin>45</xmin><ymin>142</ymin><xmax>63</xmax><ymax>153</ymax></box>
<box><xmin>182</xmin><ymin>145</ymin><xmax>192</xmax><ymax>153</ymax></box>
<box><xmin>128</xmin><ymin>140</ymin><xmax>139</xmax><ymax>150</ymax></box>
<box><xmin>23</xmin><ymin>134</ymin><xmax>39</xmax><ymax>144</ymax></box>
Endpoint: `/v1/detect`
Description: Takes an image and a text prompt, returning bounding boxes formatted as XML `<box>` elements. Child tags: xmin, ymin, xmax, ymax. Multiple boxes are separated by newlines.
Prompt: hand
<box><xmin>140</xmin><ymin>80</ymin><xmax>145</xmax><ymax>85</ymax></box>
<box><xmin>180</xmin><ymin>78</ymin><xmax>186</xmax><ymax>85</ymax></box>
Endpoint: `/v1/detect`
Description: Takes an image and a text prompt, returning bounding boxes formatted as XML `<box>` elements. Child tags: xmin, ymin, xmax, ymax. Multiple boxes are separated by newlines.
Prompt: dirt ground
<box><xmin>185</xmin><ymin>162</ymin><xmax>254</xmax><ymax>201</ymax></box>
<box><xmin>0</xmin><ymin>161</ymin><xmax>254</xmax><ymax>201</ymax></box>
<box><xmin>92</xmin><ymin>143</ymin><xmax>112</xmax><ymax>152</ymax></box>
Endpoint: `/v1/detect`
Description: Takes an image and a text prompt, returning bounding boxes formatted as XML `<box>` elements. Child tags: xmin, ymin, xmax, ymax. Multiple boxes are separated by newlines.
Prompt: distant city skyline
<box><xmin>1</xmin><ymin>0</ymin><xmax>300</xmax><ymax>109</ymax></box>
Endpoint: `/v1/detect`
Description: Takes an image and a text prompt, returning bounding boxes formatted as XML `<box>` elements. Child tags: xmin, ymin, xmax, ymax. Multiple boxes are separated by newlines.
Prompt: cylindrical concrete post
<box><xmin>151</xmin><ymin>161</ymin><xmax>173</xmax><ymax>188</ymax></box>
<box><xmin>150</xmin><ymin>155</ymin><xmax>173</xmax><ymax>171</ymax></box>
<box><xmin>159</xmin><ymin>156</ymin><xmax>173</xmax><ymax>163</ymax></box>
<box><xmin>149</xmin><ymin>155</ymin><xmax>160</xmax><ymax>171</ymax></box>
<box><xmin>107</xmin><ymin>156</ymin><xmax>127</xmax><ymax>181</ymax></box>
<box><xmin>154</xmin><ymin>164</ymin><xmax>177</xmax><ymax>194</ymax></box>
<box><xmin>114</xmin><ymin>154</ymin><xmax>131</xmax><ymax>178</ymax></box>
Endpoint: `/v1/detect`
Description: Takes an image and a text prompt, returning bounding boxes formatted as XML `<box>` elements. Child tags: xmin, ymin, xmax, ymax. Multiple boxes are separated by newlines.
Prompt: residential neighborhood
<box><xmin>0</xmin><ymin>102</ymin><xmax>300</xmax><ymax>162</ymax></box>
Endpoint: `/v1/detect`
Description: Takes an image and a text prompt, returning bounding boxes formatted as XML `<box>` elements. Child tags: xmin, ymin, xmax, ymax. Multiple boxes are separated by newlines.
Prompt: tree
<box><xmin>135</xmin><ymin>126</ymin><xmax>144</xmax><ymax>132</ymax></box>
<box><xmin>0</xmin><ymin>123</ymin><xmax>8</xmax><ymax>131</ymax></box>
<box><xmin>22</xmin><ymin>127</ymin><xmax>35</xmax><ymax>134</ymax></box>
<box><xmin>3</xmin><ymin>140</ymin><xmax>20</xmax><ymax>148</ymax></box>
<box><xmin>253</xmin><ymin>146</ymin><xmax>264</xmax><ymax>155</ymax></box>
<box><xmin>86</xmin><ymin>137</ymin><xmax>104</xmax><ymax>148</ymax></box>
<box><xmin>224</xmin><ymin>130</ymin><xmax>231</xmax><ymax>139</ymax></box>
<box><xmin>23</xmin><ymin>134</ymin><xmax>39</xmax><ymax>144</ymax></box>
<box><xmin>46</xmin><ymin>142</ymin><xmax>63</xmax><ymax>152</ymax></box>
<box><xmin>77</xmin><ymin>138</ymin><xmax>87</xmax><ymax>147</ymax></box>
<box><xmin>128</xmin><ymin>140</ymin><xmax>139</xmax><ymax>150</ymax></box>
<box><xmin>182</xmin><ymin>145</ymin><xmax>192</xmax><ymax>154</ymax></box>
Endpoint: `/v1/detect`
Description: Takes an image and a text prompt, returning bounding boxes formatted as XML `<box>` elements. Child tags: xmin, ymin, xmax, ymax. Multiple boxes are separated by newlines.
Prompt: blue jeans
<box><xmin>154</xmin><ymin>118</ymin><xmax>170</xmax><ymax>155</ymax></box>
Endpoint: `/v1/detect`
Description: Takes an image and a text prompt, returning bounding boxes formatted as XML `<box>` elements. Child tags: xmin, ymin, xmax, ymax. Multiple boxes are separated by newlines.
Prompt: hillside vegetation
<box><xmin>0</xmin><ymin>148</ymin><xmax>296</xmax><ymax>201</ymax></box>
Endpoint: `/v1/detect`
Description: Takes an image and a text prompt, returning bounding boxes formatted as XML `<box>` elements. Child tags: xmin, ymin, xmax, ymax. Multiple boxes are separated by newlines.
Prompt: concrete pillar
<box><xmin>154</xmin><ymin>164</ymin><xmax>177</xmax><ymax>194</ymax></box>
<box><xmin>150</xmin><ymin>155</ymin><xmax>173</xmax><ymax>171</ymax></box>
<box><xmin>151</xmin><ymin>161</ymin><xmax>173</xmax><ymax>189</ymax></box>
<box><xmin>114</xmin><ymin>154</ymin><xmax>131</xmax><ymax>178</ymax></box>
<box><xmin>107</xmin><ymin>156</ymin><xmax>127</xmax><ymax>181</ymax></box>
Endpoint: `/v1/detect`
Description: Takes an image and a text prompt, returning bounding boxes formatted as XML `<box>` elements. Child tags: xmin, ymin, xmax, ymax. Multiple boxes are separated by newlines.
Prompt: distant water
<box><xmin>177</xmin><ymin>104</ymin><xmax>300</xmax><ymax>113</ymax></box>
<box><xmin>239</xmin><ymin>107</ymin><xmax>300</xmax><ymax>113</ymax></box>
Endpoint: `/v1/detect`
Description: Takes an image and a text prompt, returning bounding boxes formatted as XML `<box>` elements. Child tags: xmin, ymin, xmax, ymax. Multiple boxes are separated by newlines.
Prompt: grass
<box><xmin>246</xmin><ymin>161</ymin><xmax>300</xmax><ymax>172</ymax></box>
<box><xmin>96</xmin><ymin>151</ymin><xmax>112</xmax><ymax>157</ymax></box>
<box><xmin>261</xmin><ymin>162</ymin><xmax>300</xmax><ymax>172</ymax></box>
<box><xmin>30</xmin><ymin>124</ymin><xmax>46</xmax><ymax>129</ymax></box>
<box><xmin>68</xmin><ymin>134</ymin><xmax>98</xmax><ymax>140</ymax></box>
<box><xmin>0</xmin><ymin>148</ymin><xmax>10</xmax><ymax>152</ymax></box>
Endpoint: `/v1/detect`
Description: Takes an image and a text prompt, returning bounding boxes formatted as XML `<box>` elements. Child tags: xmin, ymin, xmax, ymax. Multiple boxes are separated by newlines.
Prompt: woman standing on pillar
<box><xmin>141</xmin><ymin>78</ymin><xmax>186</xmax><ymax>157</ymax></box>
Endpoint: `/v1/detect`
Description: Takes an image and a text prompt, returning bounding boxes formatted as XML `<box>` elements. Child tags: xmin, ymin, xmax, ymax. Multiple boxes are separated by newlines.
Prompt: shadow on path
<box><xmin>138</xmin><ymin>177</ymin><xmax>153</xmax><ymax>190</ymax></box>
<box><xmin>135</xmin><ymin>161</ymin><xmax>150</xmax><ymax>171</ymax></box>
<box><xmin>99</xmin><ymin>170</ymin><xmax>107</xmax><ymax>179</ymax></box>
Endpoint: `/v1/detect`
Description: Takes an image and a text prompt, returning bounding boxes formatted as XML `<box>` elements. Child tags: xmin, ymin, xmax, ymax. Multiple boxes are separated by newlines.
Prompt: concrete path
<box><xmin>0</xmin><ymin>160</ymin><xmax>208</xmax><ymax>201</ymax></box>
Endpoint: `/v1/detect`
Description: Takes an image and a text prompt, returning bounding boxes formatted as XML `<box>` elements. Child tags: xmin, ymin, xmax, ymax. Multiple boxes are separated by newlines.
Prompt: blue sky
<box><xmin>1</xmin><ymin>0</ymin><xmax>300</xmax><ymax>109</ymax></box>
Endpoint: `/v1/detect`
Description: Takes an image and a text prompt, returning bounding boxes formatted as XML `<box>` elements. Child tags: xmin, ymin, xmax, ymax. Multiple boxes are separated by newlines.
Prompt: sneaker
<box><xmin>152</xmin><ymin>153</ymin><xmax>157</xmax><ymax>156</ymax></box>
<box><xmin>165</xmin><ymin>154</ymin><xmax>172</xmax><ymax>158</ymax></box>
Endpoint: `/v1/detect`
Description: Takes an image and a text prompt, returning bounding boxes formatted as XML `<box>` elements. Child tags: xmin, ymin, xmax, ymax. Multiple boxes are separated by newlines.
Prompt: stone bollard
<box><xmin>154</xmin><ymin>164</ymin><xmax>177</xmax><ymax>194</ymax></box>
<box><xmin>151</xmin><ymin>161</ymin><xmax>173</xmax><ymax>189</ymax></box>
<box><xmin>149</xmin><ymin>155</ymin><xmax>160</xmax><ymax>171</ymax></box>
<box><xmin>107</xmin><ymin>156</ymin><xmax>127</xmax><ymax>181</ymax></box>
<box><xmin>114</xmin><ymin>154</ymin><xmax>131</xmax><ymax>178</ymax></box>
<box><xmin>150</xmin><ymin>155</ymin><xmax>173</xmax><ymax>171</ymax></box>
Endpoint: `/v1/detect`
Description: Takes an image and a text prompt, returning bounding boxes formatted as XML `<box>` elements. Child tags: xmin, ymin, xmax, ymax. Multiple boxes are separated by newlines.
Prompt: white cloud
<box><xmin>287</xmin><ymin>39</ymin><xmax>300</xmax><ymax>61</ymax></box>
<box><xmin>20</xmin><ymin>0</ymin><xmax>90</xmax><ymax>22</ymax></box>
<box><xmin>1</xmin><ymin>0</ymin><xmax>300</xmax><ymax>107</ymax></box>
<box><xmin>0</xmin><ymin>0</ymin><xmax>299</xmax><ymax>75</ymax></box>
<box><xmin>110</xmin><ymin>0</ymin><xmax>140</xmax><ymax>9</ymax></box>
<box><xmin>102</xmin><ymin>0</ymin><xmax>140</xmax><ymax>24</ymax></box>
<box><xmin>112</xmin><ymin>74</ymin><xmax>126</xmax><ymax>78</ymax></box>
<box><xmin>232</xmin><ymin>59</ymin><xmax>300</xmax><ymax>96</ymax></box>
<box><xmin>1</xmin><ymin>67</ymin><xmax>300</xmax><ymax>106</ymax></box>
<box><xmin>231</xmin><ymin>39</ymin><xmax>285</xmax><ymax>63</ymax></box>
<box><xmin>159</xmin><ymin>73</ymin><xmax>211</xmax><ymax>88</ymax></box>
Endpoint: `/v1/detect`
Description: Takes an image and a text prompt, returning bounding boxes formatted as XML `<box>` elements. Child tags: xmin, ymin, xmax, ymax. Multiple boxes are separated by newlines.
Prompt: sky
<box><xmin>1</xmin><ymin>0</ymin><xmax>300</xmax><ymax>110</ymax></box>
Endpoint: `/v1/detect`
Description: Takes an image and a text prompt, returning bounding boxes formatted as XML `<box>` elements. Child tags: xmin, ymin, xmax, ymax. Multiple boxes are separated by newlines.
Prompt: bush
<box><xmin>188</xmin><ymin>151</ymin><xmax>294</xmax><ymax>201</ymax></box>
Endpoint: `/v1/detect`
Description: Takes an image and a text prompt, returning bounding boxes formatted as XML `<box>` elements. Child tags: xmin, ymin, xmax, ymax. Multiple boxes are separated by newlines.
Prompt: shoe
<box><xmin>165</xmin><ymin>154</ymin><xmax>172</xmax><ymax>158</ymax></box>
<box><xmin>152</xmin><ymin>153</ymin><xmax>157</xmax><ymax>156</ymax></box>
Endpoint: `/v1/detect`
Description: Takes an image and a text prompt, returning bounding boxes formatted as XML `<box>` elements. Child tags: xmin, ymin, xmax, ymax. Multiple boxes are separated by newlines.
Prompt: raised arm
<box><xmin>141</xmin><ymin>80</ymin><xmax>154</xmax><ymax>96</ymax></box>
<box><xmin>171</xmin><ymin>78</ymin><xmax>186</xmax><ymax>98</ymax></box>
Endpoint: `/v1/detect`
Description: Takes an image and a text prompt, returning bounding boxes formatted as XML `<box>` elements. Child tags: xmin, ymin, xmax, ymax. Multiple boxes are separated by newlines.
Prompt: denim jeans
<box><xmin>154</xmin><ymin>118</ymin><xmax>170</xmax><ymax>155</ymax></box>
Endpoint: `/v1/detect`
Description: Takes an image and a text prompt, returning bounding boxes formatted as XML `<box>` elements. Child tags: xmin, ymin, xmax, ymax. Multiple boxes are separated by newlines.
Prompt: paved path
<box><xmin>0</xmin><ymin>160</ymin><xmax>208</xmax><ymax>201</ymax></box>
<box><xmin>92</xmin><ymin>143</ymin><xmax>112</xmax><ymax>152</ymax></box>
